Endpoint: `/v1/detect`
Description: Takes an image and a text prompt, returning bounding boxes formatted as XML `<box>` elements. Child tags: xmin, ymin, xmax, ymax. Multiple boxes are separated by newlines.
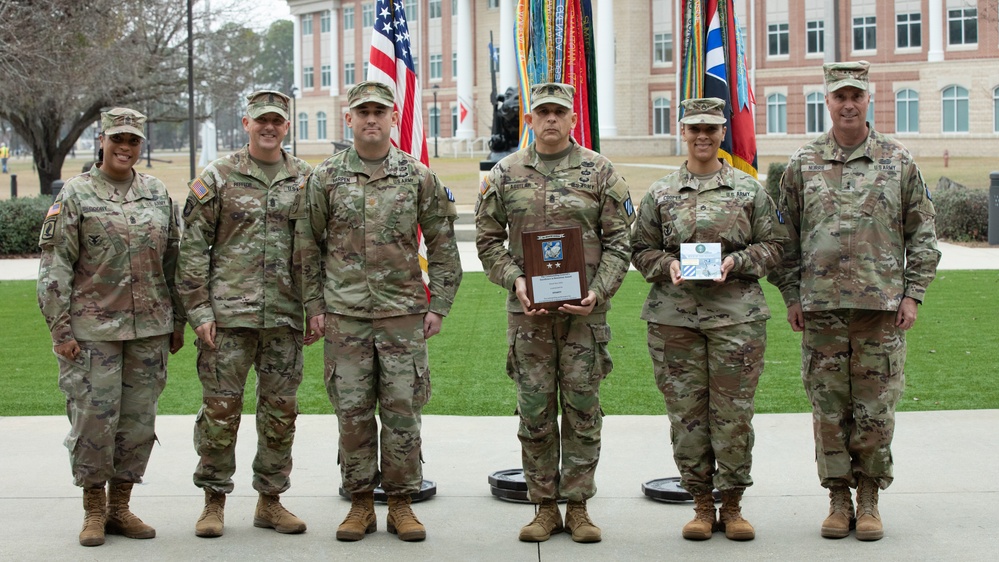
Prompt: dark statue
<box><xmin>487</xmin><ymin>86</ymin><xmax>520</xmax><ymax>161</ymax></box>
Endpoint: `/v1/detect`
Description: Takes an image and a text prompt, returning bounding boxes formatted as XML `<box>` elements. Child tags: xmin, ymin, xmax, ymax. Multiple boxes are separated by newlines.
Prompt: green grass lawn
<box><xmin>4</xmin><ymin>271</ymin><xmax>997</xmax><ymax>416</ymax></box>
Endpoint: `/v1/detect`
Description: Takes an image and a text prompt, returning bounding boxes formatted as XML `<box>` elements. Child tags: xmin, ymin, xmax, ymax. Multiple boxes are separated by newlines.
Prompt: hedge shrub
<box><xmin>0</xmin><ymin>195</ymin><xmax>51</xmax><ymax>256</ymax></box>
<box><xmin>932</xmin><ymin>179</ymin><xmax>988</xmax><ymax>242</ymax></box>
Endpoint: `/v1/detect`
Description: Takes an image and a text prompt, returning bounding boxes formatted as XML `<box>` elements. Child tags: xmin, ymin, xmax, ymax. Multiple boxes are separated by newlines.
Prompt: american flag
<box><xmin>368</xmin><ymin>0</ymin><xmax>429</xmax><ymax>166</ymax></box>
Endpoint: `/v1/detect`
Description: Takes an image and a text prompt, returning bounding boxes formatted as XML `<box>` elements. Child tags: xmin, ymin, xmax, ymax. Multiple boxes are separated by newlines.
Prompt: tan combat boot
<box><xmin>254</xmin><ymin>493</ymin><xmax>307</xmax><ymax>534</ymax></box>
<box><xmin>681</xmin><ymin>493</ymin><xmax>717</xmax><ymax>541</ymax></box>
<box><xmin>565</xmin><ymin>500</ymin><xmax>602</xmax><ymax>543</ymax></box>
<box><xmin>79</xmin><ymin>487</ymin><xmax>107</xmax><ymax>547</ymax></box>
<box><xmin>105</xmin><ymin>482</ymin><xmax>155</xmax><ymax>539</ymax></box>
<box><xmin>387</xmin><ymin>494</ymin><xmax>426</xmax><ymax>541</ymax></box>
<box><xmin>195</xmin><ymin>489</ymin><xmax>226</xmax><ymax>538</ymax></box>
<box><xmin>820</xmin><ymin>486</ymin><xmax>855</xmax><ymax>539</ymax></box>
<box><xmin>718</xmin><ymin>489</ymin><xmax>755</xmax><ymax>541</ymax></box>
<box><xmin>518</xmin><ymin>499</ymin><xmax>563</xmax><ymax>542</ymax></box>
<box><xmin>855</xmin><ymin>477</ymin><xmax>884</xmax><ymax>541</ymax></box>
<box><xmin>336</xmin><ymin>492</ymin><xmax>376</xmax><ymax>541</ymax></box>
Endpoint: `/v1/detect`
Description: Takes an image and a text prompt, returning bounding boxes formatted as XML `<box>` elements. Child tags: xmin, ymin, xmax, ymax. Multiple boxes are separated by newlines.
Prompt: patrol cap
<box><xmin>531</xmin><ymin>82</ymin><xmax>575</xmax><ymax>111</ymax></box>
<box><xmin>101</xmin><ymin>108</ymin><xmax>146</xmax><ymax>139</ymax></box>
<box><xmin>347</xmin><ymin>81</ymin><xmax>395</xmax><ymax>108</ymax></box>
<box><xmin>824</xmin><ymin>60</ymin><xmax>870</xmax><ymax>92</ymax></box>
<box><xmin>679</xmin><ymin>97</ymin><xmax>727</xmax><ymax>125</ymax></box>
<box><xmin>247</xmin><ymin>90</ymin><xmax>291</xmax><ymax>119</ymax></box>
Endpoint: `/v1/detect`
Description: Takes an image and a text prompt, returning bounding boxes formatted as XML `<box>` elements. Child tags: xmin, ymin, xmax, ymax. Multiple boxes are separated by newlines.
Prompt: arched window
<box><xmin>894</xmin><ymin>88</ymin><xmax>918</xmax><ymax>132</ymax></box>
<box><xmin>653</xmin><ymin>97</ymin><xmax>670</xmax><ymax>135</ymax></box>
<box><xmin>993</xmin><ymin>87</ymin><xmax>999</xmax><ymax>133</ymax></box>
<box><xmin>805</xmin><ymin>92</ymin><xmax>825</xmax><ymax>133</ymax></box>
<box><xmin>317</xmin><ymin>112</ymin><xmax>327</xmax><ymax>140</ymax></box>
<box><xmin>941</xmin><ymin>85</ymin><xmax>969</xmax><ymax>133</ymax></box>
<box><xmin>298</xmin><ymin>112</ymin><xmax>309</xmax><ymax>140</ymax></box>
<box><xmin>766</xmin><ymin>93</ymin><xmax>786</xmax><ymax>133</ymax></box>
<box><xmin>451</xmin><ymin>105</ymin><xmax>458</xmax><ymax>136</ymax></box>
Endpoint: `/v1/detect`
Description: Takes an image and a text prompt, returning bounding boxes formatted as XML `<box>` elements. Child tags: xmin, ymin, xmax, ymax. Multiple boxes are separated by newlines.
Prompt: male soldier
<box><xmin>475</xmin><ymin>82</ymin><xmax>634</xmax><ymax>543</ymax></box>
<box><xmin>178</xmin><ymin>90</ymin><xmax>314</xmax><ymax>538</ymax></box>
<box><xmin>769</xmin><ymin>61</ymin><xmax>940</xmax><ymax>541</ymax></box>
<box><xmin>298</xmin><ymin>81</ymin><xmax>461</xmax><ymax>542</ymax></box>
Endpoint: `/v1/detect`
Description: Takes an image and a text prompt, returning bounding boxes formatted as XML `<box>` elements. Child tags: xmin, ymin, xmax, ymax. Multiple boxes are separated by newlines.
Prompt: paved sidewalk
<box><xmin>2</xmin><ymin>411</ymin><xmax>996</xmax><ymax>561</ymax></box>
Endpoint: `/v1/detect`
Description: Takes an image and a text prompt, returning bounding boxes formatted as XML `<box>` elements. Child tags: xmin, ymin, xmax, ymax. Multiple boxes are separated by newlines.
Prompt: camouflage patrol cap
<box><xmin>347</xmin><ymin>81</ymin><xmax>395</xmax><ymax>108</ymax></box>
<box><xmin>679</xmin><ymin>97</ymin><xmax>727</xmax><ymax>125</ymax></box>
<box><xmin>824</xmin><ymin>60</ymin><xmax>870</xmax><ymax>92</ymax></box>
<box><xmin>531</xmin><ymin>82</ymin><xmax>575</xmax><ymax>111</ymax></box>
<box><xmin>101</xmin><ymin>107</ymin><xmax>146</xmax><ymax>139</ymax></box>
<box><xmin>246</xmin><ymin>90</ymin><xmax>291</xmax><ymax>119</ymax></box>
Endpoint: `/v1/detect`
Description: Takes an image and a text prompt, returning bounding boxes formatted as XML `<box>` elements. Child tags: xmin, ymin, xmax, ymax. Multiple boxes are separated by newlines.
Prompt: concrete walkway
<box><xmin>2</xmin><ymin>411</ymin><xmax>997</xmax><ymax>560</ymax></box>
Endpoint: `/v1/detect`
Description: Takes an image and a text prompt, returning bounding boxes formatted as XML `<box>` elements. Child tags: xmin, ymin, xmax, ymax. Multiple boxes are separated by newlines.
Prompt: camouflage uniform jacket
<box><xmin>299</xmin><ymin>145</ymin><xmax>461</xmax><ymax>319</ymax></box>
<box><xmin>37</xmin><ymin>163</ymin><xmax>184</xmax><ymax>344</ymax></box>
<box><xmin>178</xmin><ymin>146</ymin><xmax>312</xmax><ymax>331</ymax></box>
<box><xmin>475</xmin><ymin>140</ymin><xmax>634</xmax><ymax>313</ymax></box>
<box><xmin>768</xmin><ymin>128</ymin><xmax>940</xmax><ymax>311</ymax></box>
<box><xmin>632</xmin><ymin>161</ymin><xmax>786</xmax><ymax>329</ymax></box>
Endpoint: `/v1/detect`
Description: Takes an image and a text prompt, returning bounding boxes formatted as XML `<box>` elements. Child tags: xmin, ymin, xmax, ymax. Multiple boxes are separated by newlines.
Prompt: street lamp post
<box><xmin>290</xmin><ymin>86</ymin><xmax>298</xmax><ymax>156</ymax></box>
<box><xmin>431</xmin><ymin>84</ymin><xmax>439</xmax><ymax>158</ymax></box>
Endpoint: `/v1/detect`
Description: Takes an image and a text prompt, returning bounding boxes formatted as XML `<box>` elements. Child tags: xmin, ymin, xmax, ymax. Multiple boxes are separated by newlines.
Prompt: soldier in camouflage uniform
<box><xmin>475</xmin><ymin>83</ymin><xmax>634</xmax><ymax>544</ymax></box>
<box><xmin>297</xmin><ymin>81</ymin><xmax>461</xmax><ymax>543</ymax></box>
<box><xmin>632</xmin><ymin>98</ymin><xmax>786</xmax><ymax>542</ymax></box>
<box><xmin>178</xmin><ymin>90</ymin><xmax>313</xmax><ymax>538</ymax></box>
<box><xmin>768</xmin><ymin>62</ymin><xmax>940</xmax><ymax>541</ymax></box>
<box><xmin>37</xmin><ymin>108</ymin><xmax>186</xmax><ymax>547</ymax></box>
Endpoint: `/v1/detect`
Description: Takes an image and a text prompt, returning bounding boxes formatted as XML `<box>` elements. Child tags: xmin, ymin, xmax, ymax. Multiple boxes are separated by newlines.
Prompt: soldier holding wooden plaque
<box><xmin>475</xmin><ymin>82</ymin><xmax>634</xmax><ymax>544</ymax></box>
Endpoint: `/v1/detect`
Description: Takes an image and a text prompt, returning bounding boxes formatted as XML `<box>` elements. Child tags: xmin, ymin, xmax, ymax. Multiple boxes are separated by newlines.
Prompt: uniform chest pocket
<box><xmin>329</xmin><ymin>182</ymin><xmax>364</xmax><ymax>230</ymax></box>
<box><xmin>385</xmin><ymin>184</ymin><xmax>418</xmax><ymax>236</ymax></box>
<box><xmin>860</xmin><ymin>178</ymin><xmax>901</xmax><ymax>230</ymax></box>
<box><xmin>128</xmin><ymin>202</ymin><xmax>171</xmax><ymax>250</ymax></box>
<box><xmin>80</xmin><ymin>216</ymin><xmax>125</xmax><ymax>261</ymax></box>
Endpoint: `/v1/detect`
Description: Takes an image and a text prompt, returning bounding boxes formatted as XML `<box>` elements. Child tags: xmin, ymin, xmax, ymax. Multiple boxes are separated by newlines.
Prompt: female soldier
<box><xmin>631</xmin><ymin>98</ymin><xmax>786</xmax><ymax>542</ymax></box>
<box><xmin>37</xmin><ymin>108</ymin><xmax>185</xmax><ymax>547</ymax></box>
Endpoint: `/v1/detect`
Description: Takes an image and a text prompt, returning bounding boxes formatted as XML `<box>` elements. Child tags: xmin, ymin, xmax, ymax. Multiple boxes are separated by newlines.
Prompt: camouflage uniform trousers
<box><xmin>506</xmin><ymin>312</ymin><xmax>613</xmax><ymax>503</ymax></box>
<box><xmin>802</xmin><ymin>309</ymin><xmax>905</xmax><ymax>490</ymax></box>
<box><xmin>323</xmin><ymin>313</ymin><xmax>430</xmax><ymax>495</ymax></box>
<box><xmin>647</xmin><ymin>320</ymin><xmax>766</xmax><ymax>495</ymax></box>
<box><xmin>58</xmin><ymin>334</ymin><xmax>170</xmax><ymax>489</ymax></box>
<box><xmin>193</xmin><ymin>326</ymin><xmax>303</xmax><ymax>494</ymax></box>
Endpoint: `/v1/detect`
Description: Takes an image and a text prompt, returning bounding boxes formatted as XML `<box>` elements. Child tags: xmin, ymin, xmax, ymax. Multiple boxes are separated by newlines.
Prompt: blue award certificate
<box><xmin>680</xmin><ymin>243</ymin><xmax>722</xmax><ymax>280</ymax></box>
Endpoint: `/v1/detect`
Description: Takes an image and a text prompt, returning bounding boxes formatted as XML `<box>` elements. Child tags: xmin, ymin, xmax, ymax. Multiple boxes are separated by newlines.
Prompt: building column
<box><xmin>456</xmin><ymin>0</ymin><xmax>475</xmax><ymax>139</ymax></box>
<box><xmin>330</xmin><ymin>7</ymin><xmax>340</xmax><ymax>96</ymax></box>
<box><xmin>499</xmin><ymin>0</ymin><xmax>517</xmax><ymax>93</ymax></box>
<box><xmin>596</xmin><ymin>0</ymin><xmax>617</xmax><ymax>137</ymax></box>
<box><xmin>928</xmin><ymin>0</ymin><xmax>944</xmax><ymax>62</ymax></box>
<box><xmin>292</xmin><ymin>14</ymin><xmax>302</xmax><ymax>96</ymax></box>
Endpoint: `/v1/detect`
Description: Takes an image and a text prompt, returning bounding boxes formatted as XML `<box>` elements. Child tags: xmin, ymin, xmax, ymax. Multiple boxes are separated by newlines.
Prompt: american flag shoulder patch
<box><xmin>190</xmin><ymin>177</ymin><xmax>210</xmax><ymax>200</ymax></box>
<box><xmin>46</xmin><ymin>201</ymin><xmax>62</xmax><ymax>218</ymax></box>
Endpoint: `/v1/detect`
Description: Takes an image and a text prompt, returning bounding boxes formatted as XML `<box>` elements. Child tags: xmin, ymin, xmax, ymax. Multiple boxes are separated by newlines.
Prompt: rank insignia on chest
<box><xmin>190</xmin><ymin>178</ymin><xmax>210</xmax><ymax>200</ymax></box>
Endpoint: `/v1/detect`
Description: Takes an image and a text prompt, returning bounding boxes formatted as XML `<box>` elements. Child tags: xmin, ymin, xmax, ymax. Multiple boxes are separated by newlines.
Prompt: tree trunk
<box><xmin>34</xmin><ymin>148</ymin><xmax>68</xmax><ymax>196</ymax></box>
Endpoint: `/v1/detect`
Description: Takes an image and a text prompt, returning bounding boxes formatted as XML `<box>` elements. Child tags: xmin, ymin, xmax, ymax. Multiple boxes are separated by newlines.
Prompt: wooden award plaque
<box><xmin>521</xmin><ymin>226</ymin><xmax>588</xmax><ymax>311</ymax></box>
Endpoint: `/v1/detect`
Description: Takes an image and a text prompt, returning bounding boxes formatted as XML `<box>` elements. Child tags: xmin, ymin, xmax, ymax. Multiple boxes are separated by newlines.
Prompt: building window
<box><xmin>768</xmin><ymin>23</ymin><xmax>789</xmax><ymax>56</ymax></box>
<box><xmin>653</xmin><ymin>33</ymin><xmax>673</xmax><ymax>64</ymax></box>
<box><xmin>452</xmin><ymin>0</ymin><xmax>457</xmax><ymax>16</ymax></box>
<box><xmin>303</xmin><ymin>66</ymin><xmax>314</xmax><ymax>89</ymax></box>
<box><xmin>321</xmin><ymin>65</ymin><xmax>331</xmax><ymax>88</ymax></box>
<box><xmin>405</xmin><ymin>0</ymin><xmax>418</xmax><ymax>20</ymax></box>
<box><xmin>429</xmin><ymin>0</ymin><xmax>442</xmax><ymax>19</ymax></box>
<box><xmin>896</xmin><ymin>12</ymin><xmax>921</xmax><ymax>48</ymax></box>
<box><xmin>942</xmin><ymin>85</ymin><xmax>969</xmax><ymax>133</ymax></box>
<box><xmin>321</xmin><ymin>10</ymin><xmax>330</xmax><ymax>33</ymax></box>
<box><xmin>994</xmin><ymin>87</ymin><xmax>999</xmax><ymax>133</ymax></box>
<box><xmin>302</xmin><ymin>15</ymin><xmax>312</xmax><ymax>35</ymax></box>
<box><xmin>488</xmin><ymin>0</ymin><xmax>499</xmax><ymax>8</ymax></box>
<box><xmin>298</xmin><ymin>112</ymin><xmax>309</xmax><ymax>140</ymax></box>
<box><xmin>452</xmin><ymin>105</ymin><xmax>459</xmax><ymax>135</ymax></box>
<box><xmin>948</xmin><ymin>7</ymin><xmax>977</xmax><ymax>45</ymax></box>
<box><xmin>653</xmin><ymin>97</ymin><xmax>670</xmax><ymax>135</ymax></box>
<box><xmin>344</xmin><ymin>63</ymin><xmax>355</xmax><ymax>85</ymax></box>
<box><xmin>896</xmin><ymin>89</ymin><xmax>918</xmax><ymax>133</ymax></box>
<box><xmin>767</xmin><ymin>93</ymin><xmax>787</xmax><ymax>133</ymax></box>
<box><xmin>452</xmin><ymin>52</ymin><xmax>458</xmax><ymax>78</ymax></box>
<box><xmin>430</xmin><ymin>54</ymin><xmax>443</xmax><ymax>80</ymax></box>
<box><xmin>429</xmin><ymin>107</ymin><xmax>440</xmax><ymax>137</ymax></box>
<box><xmin>853</xmin><ymin>16</ymin><xmax>876</xmax><ymax>51</ymax></box>
<box><xmin>363</xmin><ymin>3</ymin><xmax>375</xmax><ymax>27</ymax></box>
<box><xmin>343</xmin><ymin>6</ymin><xmax>354</xmax><ymax>30</ymax></box>
<box><xmin>364</xmin><ymin>61</ymin><xmax>370</xmax><ymax>79</ymax></box>
<box><xmin>317</xmin><ymin>111</ymin><xmax>327</xmax><ymax>140</ymax></box>
<box><xmin>806</xmin><ymin>92</ymin><xmax>825</xmax><ymax>133</ymax></box>
<box><xmin>806</xmin><ymin>20</ymin><xmax>824</xmax><ymax>54</ymax></box>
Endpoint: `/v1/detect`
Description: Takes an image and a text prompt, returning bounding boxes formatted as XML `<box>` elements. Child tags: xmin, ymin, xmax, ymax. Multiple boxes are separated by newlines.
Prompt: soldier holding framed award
<box><xmin>475</xmin><ymin>82</ymin><xmax>634</xmax><ymax>544</ymax></box>
<box><xmin>631</xmin><ymin>98</ymin><xmax>787</xmax><ymax>542</ymax></box>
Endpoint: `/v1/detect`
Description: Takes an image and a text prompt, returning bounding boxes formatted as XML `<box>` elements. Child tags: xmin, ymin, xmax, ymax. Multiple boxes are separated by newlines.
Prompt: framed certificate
<box><xmin>521</xmin><ymin>226</ymin><xmax>588</xmax><ymax>310</ymax></box>
<box><xmin>680</xmin><ymin>243</ymin><xmax>722</xmax><ymax>280</ymax></box>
